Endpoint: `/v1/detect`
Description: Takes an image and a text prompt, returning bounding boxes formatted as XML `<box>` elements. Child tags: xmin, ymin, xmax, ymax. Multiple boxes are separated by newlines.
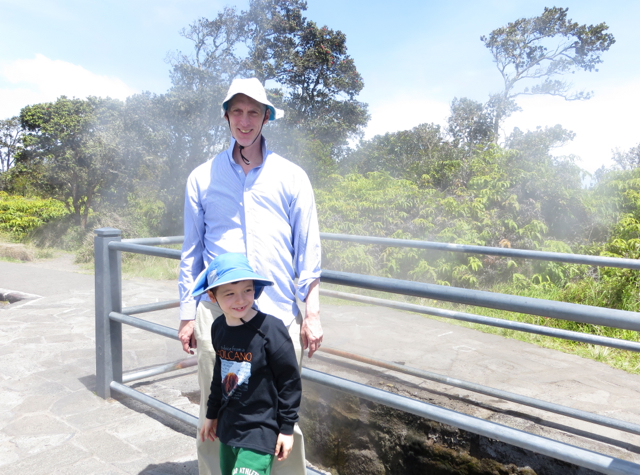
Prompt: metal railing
<box><xmin>94</xmin><ymin>228</ymin><xmax>640</xmax><ymax>475</ymax></box>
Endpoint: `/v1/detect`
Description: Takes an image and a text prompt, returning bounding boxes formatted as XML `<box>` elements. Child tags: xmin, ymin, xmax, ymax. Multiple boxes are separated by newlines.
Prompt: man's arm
<box><xmin>301</xmin><ymin>278</ymin><xmax>322</xmax><ymax>357</ymax></box>
<box><xmin>178</xmin><ymin>171</ymin><xmax>206</xmax><ymax>353</ymax></box>
<box><xmin>289</xmin><ymin>169</ymin><xmax>322</xmax><ymax>358</ymax></box>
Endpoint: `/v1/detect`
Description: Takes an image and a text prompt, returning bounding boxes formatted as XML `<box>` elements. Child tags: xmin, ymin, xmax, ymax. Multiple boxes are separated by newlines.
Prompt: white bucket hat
<box><xmin>222</xmin><ymin>78</ymin><xmax>284</xmax><ymax>121</ymax></box>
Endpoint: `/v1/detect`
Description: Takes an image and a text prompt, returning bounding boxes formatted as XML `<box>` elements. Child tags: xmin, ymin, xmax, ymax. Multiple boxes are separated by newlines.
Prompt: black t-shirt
<box><xmin>207</xmin><ymin>311</ymin><xmax>301</xmax><ymax>454</ymax></box>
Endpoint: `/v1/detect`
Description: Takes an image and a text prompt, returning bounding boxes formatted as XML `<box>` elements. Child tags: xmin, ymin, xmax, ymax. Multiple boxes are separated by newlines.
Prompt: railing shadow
<box><xmin>138</xmin><ymin>460</ymin><xmax>198</xmax><ymax>474</ymax></box>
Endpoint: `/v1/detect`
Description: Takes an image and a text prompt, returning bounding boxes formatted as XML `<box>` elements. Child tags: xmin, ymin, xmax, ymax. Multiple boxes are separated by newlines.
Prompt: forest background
<box><xmin>2</xmin><ymin>2</ymin><xmax>640</xmax><ymax>372</ymax></box>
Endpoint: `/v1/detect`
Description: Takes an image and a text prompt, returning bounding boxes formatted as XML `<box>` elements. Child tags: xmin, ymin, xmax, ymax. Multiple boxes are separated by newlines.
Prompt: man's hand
<box><xmin>301</xmin><ymin>279</ymin><xmax>322</xmax><ymax>358</ymax></box>
<box><xmin>178</xmin><ymin>320</ymin><xmax>197</xmax><ymax>354</ymax></box>
<box><xmin>274</xmin><ymin>433</ymin><xmax>294</xmax><ymax>461</ymax></box>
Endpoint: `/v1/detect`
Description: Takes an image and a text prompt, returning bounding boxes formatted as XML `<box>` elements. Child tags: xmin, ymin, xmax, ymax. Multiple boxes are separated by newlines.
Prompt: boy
<box><xmin>191</xmin><ymin>253</ymin><xmax>302</xmax><ymax>475</ymax></box>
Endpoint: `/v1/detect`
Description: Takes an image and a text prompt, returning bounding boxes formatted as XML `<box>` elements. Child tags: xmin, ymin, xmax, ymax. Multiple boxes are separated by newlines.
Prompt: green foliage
<box><xmin>0</xmin><ymin>192</ymin><xmax>68</xmax><ymax>240</ymax></box>
<box><xmin>342</xmin><ymin>123</ymin><xmax>462</xmax><ymax>188</ymax></box>
<box><xmin>317</xmin><ymin>151</ymin><xmax>555</xmax><ymax>288</ymax></box>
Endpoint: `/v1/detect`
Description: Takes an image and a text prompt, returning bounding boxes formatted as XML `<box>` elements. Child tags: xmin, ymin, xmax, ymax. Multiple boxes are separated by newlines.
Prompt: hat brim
<box><xmin>222</xmin><ymin>100</ymin><xmax>283</xmax><ymax>121</ymax></box>
<box><xmin>191</xmin><ymin>264</ymin><xmax>274</xmax><ymax>298</ymax></box>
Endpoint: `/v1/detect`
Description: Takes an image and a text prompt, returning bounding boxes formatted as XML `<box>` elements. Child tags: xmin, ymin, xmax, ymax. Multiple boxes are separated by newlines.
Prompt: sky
<box><xmin>1</xmin><ymin>0</ymin><xmax>638</xmax><ymax>174</ymax></box>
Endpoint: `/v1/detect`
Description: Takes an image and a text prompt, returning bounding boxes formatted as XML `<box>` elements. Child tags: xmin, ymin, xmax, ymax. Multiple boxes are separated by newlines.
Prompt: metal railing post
<box><xmin>94</xmin><ymin>227</ymin><xmax>123</xmax><ymax>399</ymax></box>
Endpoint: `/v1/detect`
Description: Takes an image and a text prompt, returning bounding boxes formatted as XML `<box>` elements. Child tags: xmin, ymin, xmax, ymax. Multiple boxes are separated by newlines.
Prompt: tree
<box><xmin>0</xmin><ymin>117</ymin><xmax>23</xmax><ymax>174</ymax></box>
<box><xmin>505</xmin><ymin>125</ymin><xmax>590</xmax><ymax>242</ymax></box>
<box><xmin>343</xmin><ymin>123</ymin><xmax>462</xmax><ymax>189</ymax></box>
<box><xmin>481</xmin><ymin>7</ymin><xmax>615</xmax><ymax>136</ymax></box>
<box><xmin>447</xmin><ymin>97</ymin><xmax>495</xmax><ymax>153</ymax></box>
<box><xmin>170</xmin><ymin>0</ymin><xmax>368</xmax><ymax>169</ymax></box>
<box><xmin>611</xmin><ymin>143</ymin><xmax>640</xmax><ymax>171</ymax></box>
<box><xmin>17</xmin><ymin>96</ymin><xmax>129</xmax><ymax>229</ymax></box>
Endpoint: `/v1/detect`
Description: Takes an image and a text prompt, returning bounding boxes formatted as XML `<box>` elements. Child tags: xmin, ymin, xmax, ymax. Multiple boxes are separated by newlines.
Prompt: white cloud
<box><xmin>0</xmin><ymin>54</ymin><xmax>137</xmax><ymax>119</ymax></box>
<box><xmin>364</xmin><ymin>95</ymin><xmax>450</xmax><ymax>140</ymax></box>
<box><xmin>502</xmin><ymin>82</ymin><xmax>640</xmax><ymax>173</ymax></box>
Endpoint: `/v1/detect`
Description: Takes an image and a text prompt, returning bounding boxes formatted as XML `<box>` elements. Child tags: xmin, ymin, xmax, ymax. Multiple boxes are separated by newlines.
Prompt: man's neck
<box><xmin>232</xmin><ymin>137</ymin><xmax>263</xmax><ymax>173</ymax></box>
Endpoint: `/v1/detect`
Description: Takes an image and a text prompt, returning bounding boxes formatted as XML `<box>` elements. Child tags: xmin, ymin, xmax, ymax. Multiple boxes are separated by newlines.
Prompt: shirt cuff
<box><xmin>180</xmin><ymin>300</ymin><xmax>197</xmax><ymax>321</ymax></box>
<box><xmin>296</xmin><ymin>271</ymin><xmax>320</xmax><ymax>302</ymax></box>
<box><xmin>279</xmin><ymin>423</ymin><xmax>295</xmax><ymax>436</ymax></box>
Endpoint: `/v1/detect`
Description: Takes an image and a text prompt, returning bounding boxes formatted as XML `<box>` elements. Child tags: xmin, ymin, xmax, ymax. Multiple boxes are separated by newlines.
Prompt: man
<box><xmin>177</xmin><ymin>77</ymin><xmax>322</xmax><ymax>475</ymax></box>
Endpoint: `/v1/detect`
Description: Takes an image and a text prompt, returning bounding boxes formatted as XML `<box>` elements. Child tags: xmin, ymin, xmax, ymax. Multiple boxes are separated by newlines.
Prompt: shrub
<box><xmin>0</xmin><ymin>192</ymin><xmax>69</xmax><ymax>241</ymax></box>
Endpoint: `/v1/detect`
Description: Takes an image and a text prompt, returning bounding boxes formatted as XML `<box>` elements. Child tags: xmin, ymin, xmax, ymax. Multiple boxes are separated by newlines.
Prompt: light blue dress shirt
<box><xmin>179</xmin><ymin>137</ymin><xmax>321</xmax><ymax>326</ymax></box>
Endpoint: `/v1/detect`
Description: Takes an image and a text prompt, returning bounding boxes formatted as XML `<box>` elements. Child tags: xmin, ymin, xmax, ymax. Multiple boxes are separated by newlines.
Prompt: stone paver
<box><xmin>1</xmin><ymin>260</ymin><xmax>198</xmax><ymax>475</ymax></box>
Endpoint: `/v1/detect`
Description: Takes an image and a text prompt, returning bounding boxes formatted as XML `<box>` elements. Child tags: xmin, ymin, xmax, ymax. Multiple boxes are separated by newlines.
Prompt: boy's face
<box><xmin>207</xmin><ymin>280</ymin><xmax>255</xmax><ymax>323</ymax></box>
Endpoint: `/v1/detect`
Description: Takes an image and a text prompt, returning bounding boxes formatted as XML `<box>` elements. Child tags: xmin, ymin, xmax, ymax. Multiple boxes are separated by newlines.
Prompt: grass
<box><xmin>72</xmin><ymin>242</ymin><xmax>182</xmax><ymax>281</ymax></box>
<box><xmin>120</xmin><ymin>247</ymin><xmax>181</xmax><ymax>281</ymax></box>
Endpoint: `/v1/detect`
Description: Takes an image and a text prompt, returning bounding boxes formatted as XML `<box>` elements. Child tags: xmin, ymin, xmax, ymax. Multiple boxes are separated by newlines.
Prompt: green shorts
<box><xmin>219</xmin><ymin>442</ymin><xmax>275</xmax><ymax>475</ymax></box>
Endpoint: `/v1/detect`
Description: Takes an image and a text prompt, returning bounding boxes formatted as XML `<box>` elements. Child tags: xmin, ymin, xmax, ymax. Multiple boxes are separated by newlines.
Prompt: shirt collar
<box><xmin>226</xmin><ymin>136</ymin><xmax>269</xmax><ymax>168</ymax></box>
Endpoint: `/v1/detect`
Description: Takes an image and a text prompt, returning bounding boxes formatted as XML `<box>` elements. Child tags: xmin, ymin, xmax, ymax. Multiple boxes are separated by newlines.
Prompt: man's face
<box><xmin>225</xmin><ymin>94</ymin><xmax>270</xmax><ymax>148</ymax></box>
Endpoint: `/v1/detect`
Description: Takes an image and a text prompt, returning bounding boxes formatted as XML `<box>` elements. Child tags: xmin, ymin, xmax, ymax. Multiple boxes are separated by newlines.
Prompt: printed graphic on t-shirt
<box><xmin>220</xmin><ymin>359</ymin><xmax>251</xmax><ymax>399</ymax></box>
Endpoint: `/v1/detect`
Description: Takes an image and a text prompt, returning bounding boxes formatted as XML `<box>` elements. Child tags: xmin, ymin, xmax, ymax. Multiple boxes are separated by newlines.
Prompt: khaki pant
<box><xmin>195</xmin><ymin>301</ymin><xmax>307</xmax><ymax>475</ymax></box>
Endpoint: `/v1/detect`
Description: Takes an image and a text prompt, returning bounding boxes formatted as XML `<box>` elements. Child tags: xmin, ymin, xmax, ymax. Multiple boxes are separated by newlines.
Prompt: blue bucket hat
<box><xmin>191</xmin><ymin>253</ymin><xmax>274</xmax><ymax>299</ymax></box>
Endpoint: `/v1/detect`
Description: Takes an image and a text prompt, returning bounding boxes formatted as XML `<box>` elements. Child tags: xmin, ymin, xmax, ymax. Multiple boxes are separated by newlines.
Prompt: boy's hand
<box><xmin>274</xmin><ymin>433</ymin><xmax>294</xmax><ymax>461</ymax></box>
<box><xmin>199</xmin><ymin>418</ymin><xmax>218</xmax><ymax>442</ymax></box>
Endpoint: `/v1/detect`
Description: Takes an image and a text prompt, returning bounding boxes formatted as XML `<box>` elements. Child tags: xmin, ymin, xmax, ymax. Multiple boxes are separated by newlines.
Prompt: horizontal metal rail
<box><xmin>320</xmin><ymin>290</ymin><xmax>640</xmax><ymax>352</ymax></box>
<box><xmin>109</xmin><ymin>241</ymin><xmax>181</xmax><ymax>259</ymax></box>
<box><xmin>122</xmin><ymin>300</ymin><xmax>180</xmax><ymax>316</ymax></box>
<box><xmin>319</xmin><ymin>346</ymin><xmax>640</xmax><ymax>437</ymax></box>
<box><xmin>322</xmin><ymin>270</ymin><xmax>640</xmax><ymax>332</ymax></box>
<box><xmin>302</xmin><ymin>368</ymin><xmax>640</xmax><ymax>475</ymax></box>
<box><xmin>110</xmin><ymin>312</ymin><xmax>178</xmax><ymax>340</ymax></box>
<box><xmin>110</xmin><ymin>381</ymin><xmax>198</xmax><ymax>427</ymax></box>
<box><xmin>321</xmin><ymin>232</ymin><xmax>640</xmax><ymax>270</ymax></box>
<box><xmin>122</xmin><ymin>236</ymin><xmax>184</xmax><ymax>246</ymax></box>
<box><xmin>118</xmin><ymin>233</ymin><xmax>640</xmax><ymax>270</ymax></box>
<box><xmin>123</xmin><ymin>356</ymin><xmax>198</xmax><ymax>383</ymax></box>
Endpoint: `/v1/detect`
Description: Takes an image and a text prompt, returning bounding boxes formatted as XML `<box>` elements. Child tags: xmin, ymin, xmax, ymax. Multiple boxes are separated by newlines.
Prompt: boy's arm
<box><xmin>206</xmin><ymin>351</ymin><xmax>223</xmax><ymax>420</ymax></box>
<box><xmin>268</xmin><ymin>335</ymin><xmax>302</xmax><ymax>436</ymax></box>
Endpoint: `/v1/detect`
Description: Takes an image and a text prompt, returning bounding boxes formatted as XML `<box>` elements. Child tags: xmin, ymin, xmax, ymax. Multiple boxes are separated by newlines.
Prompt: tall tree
<box><xmin>17</xmin><ymin>96</ymin><xmax>128</xmax><ymax>229</ymax></box>
<box><xmin>481</xmin><ymin>7</ymin><xmax>615</xmax><ymax>136</ymax></box>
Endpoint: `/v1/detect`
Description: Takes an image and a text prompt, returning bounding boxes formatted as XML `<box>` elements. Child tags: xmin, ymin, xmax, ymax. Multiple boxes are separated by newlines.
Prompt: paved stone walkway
<box><xmin>1</xmin><ymin>255</ymin><xmax>640</xmax><ymax>474</ymax></box>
